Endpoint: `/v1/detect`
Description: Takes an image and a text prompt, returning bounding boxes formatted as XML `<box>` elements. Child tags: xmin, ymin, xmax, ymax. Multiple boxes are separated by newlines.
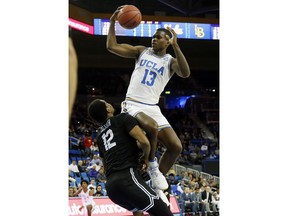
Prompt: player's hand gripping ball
<box><xmin>117</xmin><ymin>5</ymin><xmax>142</xmax><ymax>29</ymax></box>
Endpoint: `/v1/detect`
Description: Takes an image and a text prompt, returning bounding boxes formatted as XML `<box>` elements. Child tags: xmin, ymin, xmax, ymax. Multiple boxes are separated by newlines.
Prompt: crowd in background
<box><xmin>69</xmin><ymin>100</ymin><xmax>219</xmax><ymax>215</ymax></box>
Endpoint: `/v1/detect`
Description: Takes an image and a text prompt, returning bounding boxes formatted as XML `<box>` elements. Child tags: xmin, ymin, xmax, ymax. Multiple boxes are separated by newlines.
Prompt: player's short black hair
<box><xmin>87</xmin><ymin>99</ymin><xmax>107</xmax><ymax>123</ymax></box>
<box><xmin>81</xmin><ymin>179</ymin><xmax>89</xmax><ymax>185</ymax></box>
<box><xmin>156</xmin><ymin>28</ymin><xmax>173</xmax><ymax>39</ymax></box>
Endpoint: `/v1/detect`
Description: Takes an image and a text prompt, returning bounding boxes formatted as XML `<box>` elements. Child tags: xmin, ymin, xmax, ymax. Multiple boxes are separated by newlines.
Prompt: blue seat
<box><xmin>81</xmin><ymin>172</ymin><xmax>88</xmax><ymax>178</ymax></box>
<box><xmin>98</xmin><ymin>182</ymin><xmax>106</xmax><ymax>189</ymax></box>
<box><xmin>83</xmin><ymin>177</ymin><xmax>90</xmax><ymax>183</ymax></box>
<box><xmin>174</xmin><ymin>175</ymin><xmax>181</xmax><ymax>181</ymax></box>
<box><xmin>69</xmin><ymin>181</ymin><xmax>76</xmax><ymax>187</ymax></box>
<box><xmin>69</xmin><ymin>171</ymin><xmax>75</xmax><ymax>178</ymax></box>
<box><xmin>75</xmin><ymin>177</ymin><xmax>81</xmax><ymax>186</ymax></box>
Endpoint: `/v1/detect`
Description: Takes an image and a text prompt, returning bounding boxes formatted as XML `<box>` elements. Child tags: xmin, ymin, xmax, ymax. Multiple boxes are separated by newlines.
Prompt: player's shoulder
<box><xmin>135</xmin><ymin>45</ymin><xmax>146</xmax><ymax>52</ymax></box>
<box><xmin>135</xmin><ymin>46</ymin><xmax>148</xmax><ymax>57</ymax></box>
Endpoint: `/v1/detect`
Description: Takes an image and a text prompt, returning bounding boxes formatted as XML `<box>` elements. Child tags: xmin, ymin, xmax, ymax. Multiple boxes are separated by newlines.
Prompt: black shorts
<box><xmin>106</xmin><ymin>167</ymin><xmax>173</xmax><ymax>216</ymax></box>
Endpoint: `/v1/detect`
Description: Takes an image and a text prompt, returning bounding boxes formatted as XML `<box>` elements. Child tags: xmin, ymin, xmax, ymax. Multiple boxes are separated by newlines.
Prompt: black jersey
<box><xmin>96</xmin><ymin>113</ymin><xmax>141</xmax><ymax>177</ymax></box>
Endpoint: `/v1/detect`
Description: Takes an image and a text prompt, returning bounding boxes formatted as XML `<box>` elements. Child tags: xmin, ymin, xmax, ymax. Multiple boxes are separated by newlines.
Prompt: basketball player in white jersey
<box><xmin>72</xmin><ymin>180</ymin><xmax>96</xmax><ymax>216</ymax></box>
<box><xmin>107</xmin><ymin>6</ymin><xmax>191</xmax><ymax>191</ymax></box>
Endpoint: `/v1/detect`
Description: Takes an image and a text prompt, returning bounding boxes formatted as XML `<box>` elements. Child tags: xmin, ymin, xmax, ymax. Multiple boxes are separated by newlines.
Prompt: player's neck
<box><xmin>152</xmin><ymin>48</ymin><xmax>166</xmax><ymax>56</ymax></box>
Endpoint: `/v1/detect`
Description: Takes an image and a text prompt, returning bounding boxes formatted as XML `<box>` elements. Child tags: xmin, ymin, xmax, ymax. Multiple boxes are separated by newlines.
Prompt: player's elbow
<box><xmin>181</xmin><ymin>70</ymin><xmax>191</xmax><ymax>78</ymax></box>
<box><xmin>106</xmin><ymin>42</ymin><xmax>113</xmax><ymax>52</ymax></box>
<box><xmin>182</xmin><ymin>74</ymin><xmax>190</xmax><ymax>78</ymax></box>
<box><xmin>106</xmin><ymin>40</ymin><xmax>115</xmax><ymax>51</ymax></box>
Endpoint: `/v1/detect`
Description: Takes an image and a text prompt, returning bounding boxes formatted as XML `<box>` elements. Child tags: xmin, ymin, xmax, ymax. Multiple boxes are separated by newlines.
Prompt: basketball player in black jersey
<box><xmin>88</xmin><ymin>99</ymin><xmax>173</xmax><ymax>216</ymax></box>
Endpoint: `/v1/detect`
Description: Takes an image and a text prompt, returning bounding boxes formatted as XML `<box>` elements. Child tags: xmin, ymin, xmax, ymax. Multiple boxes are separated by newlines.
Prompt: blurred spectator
<box><xmin>88</xmin><ymin>179</ymin><xmax>97</xmax><ymax>195</ymax></box>
<box><xmin>69</xmin><ymin>170</ymin><xmax>77</xmax><ymax>187</ymax></box>
<box><xmin>95</xmin><ymin>185</ymin><xmax>104</xmax><ymax>197</ymax></box>
<box><xmin>189</xmin><ymin>178</ymin><xmax>199</xmax><ymax>190</ymax></box>
<box><xmin>77</xmin><ymin>160</ymin><xmax>88</xmax><ymax>173</ymax></box>
<box><xmin>167</xmin><ymin>173</ymin><xmax>179</xmax><ymax>185</ymax></box>
<box><xmin>88</xmin><ymin>164</ymin><xmax>99</xmax><ymax>180</ymax></box>
<box><xmin>211</xmin><ymin>189</ymin><xmax>220</xmax><ymax>213</ymax></box>
<box><xmin>191</xmin><ymin>187</ymin><xmax>201</xmax><ymax>214</ymax></box>
<box><xmin>201</xmin><ymin>186</ymin><xmax>213</xmax><ymax>215</ymax></box>
<box><xmin>215</xmin><ymin>146</ymin><xmax>219</xmax><ymax>157</ymax></box>
<box><xmin>83</xmin><ymin>131</ymin><xmax>93</xmax><ymax>157</ymax></box>
<box><xmin>200</xmin><ymin>142</ymin><xmax>209</xmax><ymax>157</ymax></box>
<box><xmin>189</xmin><ymin>151</ymin><xmax>198</xmax><ymax>164</ymax></box>
<box><xmin>182</xmin><ymin>171</ymin><xmax>190</xmax><ymax>183</ymax></box>
<box><xmin>178</xmin><ymin>154</ymin><xmax>190</xmax><ymax>165</ymax></box>
<box><xmin>90</xmin><ymin>154</ymin><xmax>103</xmax><ymax>167</ymax></box>
<box><xmin>85</xmin><ymin>157</ymin><xmax>92</xmax><ymax>167</ymax></box>
<box><xmin>179</xmin><ymin>180</ymin><xmax>188</xmax><ymax>192</ymax></box>
<box><xmin>69</xmin><ymin>160</ymin><xmax>80</xmax><ymax>177</ymax></box>
<box><xmin>180</xmin><ymin>187</ymin><xmax>193</xmax><ymax>214</ymax></box>
<box><xmin>90</xmin><ymin>141</ymin><xmax>99</xmax><ymax>158</ymax></box>
<box><xmin>97</xmin><ymin>167</ymin><xmax>107</xmax><ymax>183</ymax></box>
<box><xmin>209</xmin><ymin>151</ymin><xmax>217</xmax><ymax>159</ymax></box>
<box><xmin>69</xmin><ymin>187</ymin><xmax>76</xmax><ymax>197</ymax></box>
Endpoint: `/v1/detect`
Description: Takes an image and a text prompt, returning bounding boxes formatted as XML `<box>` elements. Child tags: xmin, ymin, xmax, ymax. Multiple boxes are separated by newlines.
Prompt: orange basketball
<box><xmin>117</xmin><ymin>5</ymin><xmax>142</xmax><ymax>29</ymax></box>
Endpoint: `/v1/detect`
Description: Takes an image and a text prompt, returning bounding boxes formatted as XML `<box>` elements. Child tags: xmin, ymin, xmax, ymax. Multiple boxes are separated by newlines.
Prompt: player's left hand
<box><xmin>166</xmin><ymin>27</ymin><xmax>177</xmax><ymax>45</ymax></box>
<box><xmin>138</xmin><ymin>155</ymin><xmax>148</xmax><ymax>172</ymax></box>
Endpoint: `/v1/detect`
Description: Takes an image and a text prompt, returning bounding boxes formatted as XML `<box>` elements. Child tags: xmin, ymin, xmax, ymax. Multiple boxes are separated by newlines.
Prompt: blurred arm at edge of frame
<box><xmin>69</xmin><ymin>37</ymin><xmax>78</xmax><ymax>119</ymax></box>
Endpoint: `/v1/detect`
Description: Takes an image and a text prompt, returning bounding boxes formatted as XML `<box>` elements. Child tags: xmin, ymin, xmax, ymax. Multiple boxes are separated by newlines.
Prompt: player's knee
<box><xmin>167</xmin><ymin>139</ymin><xmax>182</xmax><ymax>154</ymax></box>
<box><xmin>174</xmin><ymin>140</ymin><xmax>182</xmax><ymax>154</ymax></box>
<box><xmin>148</xmin><ymin>121</ymin><xmax>158</xmax><ymax>135</ymax></box>
<box><xmin>142</xmin><ymin>120</ymin><xmax>158</xmax><ymax>135</ymax></box>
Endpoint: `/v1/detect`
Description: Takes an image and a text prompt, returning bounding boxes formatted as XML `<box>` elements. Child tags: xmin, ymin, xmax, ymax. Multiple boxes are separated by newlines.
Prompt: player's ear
<box><xmin>165</xmin><ymin>35</ymin><xmax>171</xmax><ymax>45</ymax></box>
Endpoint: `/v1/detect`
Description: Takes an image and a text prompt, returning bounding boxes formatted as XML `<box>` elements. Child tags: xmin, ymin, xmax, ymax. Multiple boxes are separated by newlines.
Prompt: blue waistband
<box><xmin>125</xmin><ymin>98</ymin><xmax>158</xmax><ymax>106</ymax></box>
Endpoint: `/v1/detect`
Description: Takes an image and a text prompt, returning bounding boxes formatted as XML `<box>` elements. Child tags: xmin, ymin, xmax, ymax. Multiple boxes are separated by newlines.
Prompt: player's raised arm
<box><xmin>167</xmin><ymin>27</ymin><xmax>191</xmax><ymax>78</ymax></box>
<box><xmin>106</xmin><ymin>6</ymin><xmax>145</xmax><ymax>58</ymax></box>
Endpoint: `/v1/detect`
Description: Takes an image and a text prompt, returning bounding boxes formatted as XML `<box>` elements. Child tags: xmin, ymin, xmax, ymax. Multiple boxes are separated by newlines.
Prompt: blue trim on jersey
<box><xmin>149</xmin><ymin>47</ymin><xmax>170</xmax><ymax>59</ymax></box>
<box><xmin>168</xmin><ymin>56</ymin><xmax>174</xmax><ymax>79</ymax></box>
<box><xmin>125</xmin><ymin>97</ymin><xmax>158</xmax><ymax>106</ymax></box>
<box><xmin>136</xmin><ymin>47</ymin><xmax>149</xmax><ymax>64</ymax></box>
<box><xmin>158</xmin><ymin>125</ymin><xmax>172</xmax><ymax>131</ymax></box>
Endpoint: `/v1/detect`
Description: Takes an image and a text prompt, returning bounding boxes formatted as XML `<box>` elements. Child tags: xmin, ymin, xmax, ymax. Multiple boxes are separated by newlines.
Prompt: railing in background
<box><xmin>172</xmin><ymin>164</ymin><xmax>219</xmax><ymax>185</ymax></box>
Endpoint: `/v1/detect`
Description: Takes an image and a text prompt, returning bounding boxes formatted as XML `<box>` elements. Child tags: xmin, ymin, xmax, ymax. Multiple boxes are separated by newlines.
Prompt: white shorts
<box><xmin>121</xmin><ymin>99</ymin><xmax>171</xmax><ymax>130</ymax></box>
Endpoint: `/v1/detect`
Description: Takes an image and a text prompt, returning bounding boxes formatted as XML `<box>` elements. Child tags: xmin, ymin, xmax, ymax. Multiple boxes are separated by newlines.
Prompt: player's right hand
<box><xmin>110</xmin><ymin>5</ymin><xmax>126</xmax><ymax>21</ymax></box>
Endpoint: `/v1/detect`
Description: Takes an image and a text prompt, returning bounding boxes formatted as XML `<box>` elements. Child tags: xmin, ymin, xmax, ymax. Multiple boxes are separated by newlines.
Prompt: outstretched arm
<box><xmin>69</xmin><ymin>37</ymin><xmax>78</xmax><ymax>118</ymax></box>
<box><xmin>106</xmin><ymin>5</ymin><xmax>145</xmax><ymax>58</ymax></box>
<box><xmin>167</xmin><ymin>27</ymin><xmax>191</xmax><ymax>78</ymax></box>
<box><xmin>72</xmin><ymin>187</ymin><xmax>82</xmax><ymax>197</ymax></box>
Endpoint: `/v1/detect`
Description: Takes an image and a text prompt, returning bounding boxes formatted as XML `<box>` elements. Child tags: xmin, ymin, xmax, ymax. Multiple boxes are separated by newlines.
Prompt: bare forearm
<box><xmin>140</xmin><ymin>142</ymin><xmax>150</xmax><ymax>162</ymax></box>
<box><xmin>106</xmin><ymin>20</ymin><xmax>117</xmax><ymax>50</ymax></box>
<box><xmin>172</xmin><ymin>44</ymin><xmax>190</xmax><ymax>78</ymax></box>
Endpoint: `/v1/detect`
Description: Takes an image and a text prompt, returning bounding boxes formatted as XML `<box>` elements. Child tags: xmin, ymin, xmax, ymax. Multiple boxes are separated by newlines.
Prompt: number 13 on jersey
<box><xmin>141</xmin><ymin>69</ymin><xmax>157</xmax><ymax>86</ymax></box>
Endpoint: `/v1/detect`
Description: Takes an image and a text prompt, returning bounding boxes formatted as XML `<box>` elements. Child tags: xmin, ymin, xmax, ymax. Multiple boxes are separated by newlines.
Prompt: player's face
<box><xmin>151</xmin><ymin>31</ymin><xmax>169</xmax><ymax>51</ymax></box>
<box><xmin>100</xmin><ymin>100</ymin><xmax>115</xmax><ymax>115</ymax></box>
<box><xmin>81</xmin><ymin>182</ymin><xmax>88</xmax><ymax>188</ymax></box>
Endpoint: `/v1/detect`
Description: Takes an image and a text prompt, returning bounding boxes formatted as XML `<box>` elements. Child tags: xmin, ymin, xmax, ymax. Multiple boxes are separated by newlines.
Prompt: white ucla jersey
<box><xmin>126</xmin><ymin>48</ymin><xmax>174</xmax><ymax>104</ymax></box>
